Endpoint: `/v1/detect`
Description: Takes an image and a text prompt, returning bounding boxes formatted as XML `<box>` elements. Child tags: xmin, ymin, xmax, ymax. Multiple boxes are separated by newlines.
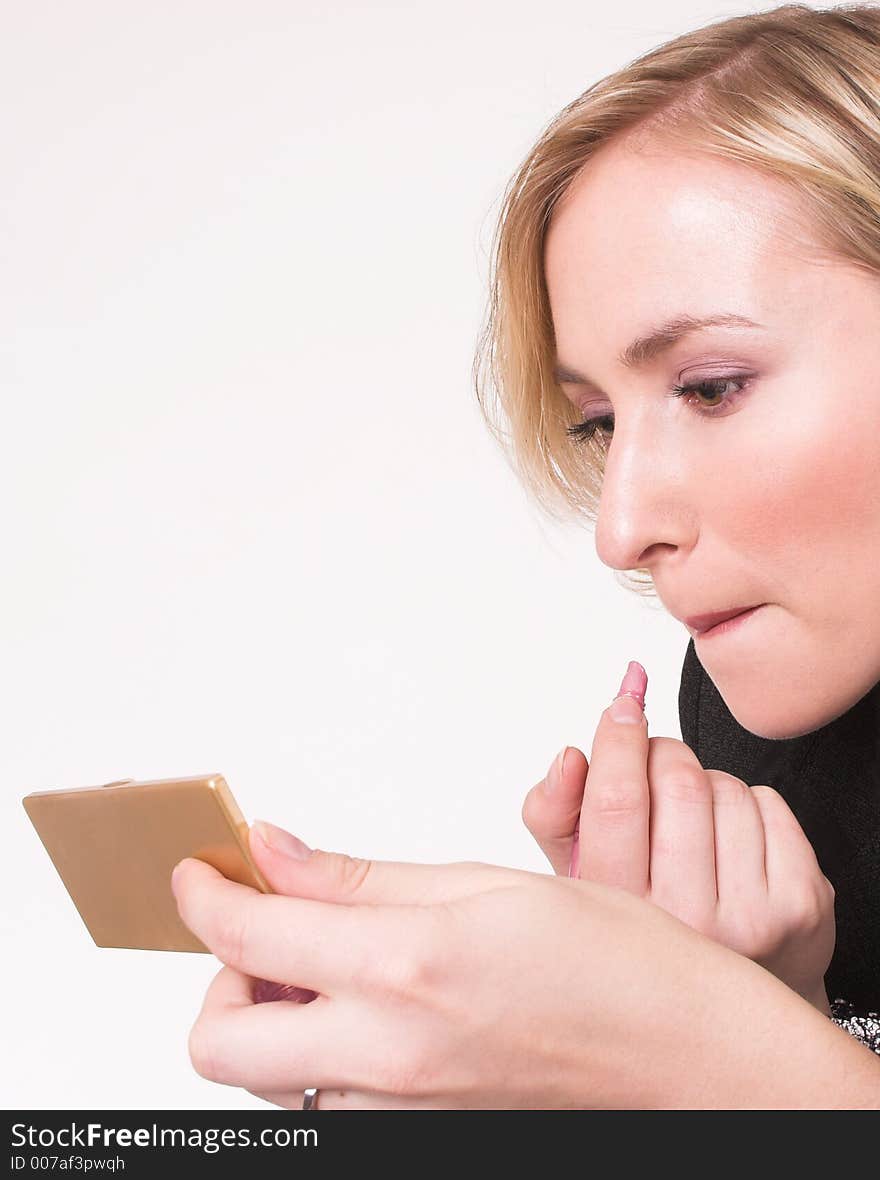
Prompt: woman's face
<box><xmin>544</xmin><ymin>135</ymin><xmax>880</xmax><ymax>739</ymax></box>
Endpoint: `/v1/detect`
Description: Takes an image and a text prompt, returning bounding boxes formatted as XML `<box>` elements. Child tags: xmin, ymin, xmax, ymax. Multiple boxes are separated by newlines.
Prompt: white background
<box><xmin>1</xmin><ymin>0</ymin><xmax>788</xmax><ymax>1109</ymax></box>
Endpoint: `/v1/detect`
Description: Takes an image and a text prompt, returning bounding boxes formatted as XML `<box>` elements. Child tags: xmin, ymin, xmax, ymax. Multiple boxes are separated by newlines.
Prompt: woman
<box><xmin>171</xmin><ymin>3</ymin><xmax>880</xmax><ymax>1107</ymax></box>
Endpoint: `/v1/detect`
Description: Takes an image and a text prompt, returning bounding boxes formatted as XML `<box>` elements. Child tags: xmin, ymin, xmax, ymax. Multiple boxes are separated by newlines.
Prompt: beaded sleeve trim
<box><xmin>830</xmin><ymin>998</ymin><xmax>880</xmax><ymax>1055</ymax></box>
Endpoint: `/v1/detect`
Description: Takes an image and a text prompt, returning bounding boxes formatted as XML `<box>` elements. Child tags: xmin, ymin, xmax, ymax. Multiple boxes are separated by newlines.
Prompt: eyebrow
<box><xmin>552</xmin><ymin>313</ymin><xmax>765</xmax><ymax>385</ymax></box>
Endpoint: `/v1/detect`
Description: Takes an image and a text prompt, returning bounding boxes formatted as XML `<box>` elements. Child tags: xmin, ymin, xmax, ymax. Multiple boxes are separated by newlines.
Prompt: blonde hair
<box><xmin>472</xmin><ymin>3</ymin><xmax>880</xmax><ymax>596</ymax></box>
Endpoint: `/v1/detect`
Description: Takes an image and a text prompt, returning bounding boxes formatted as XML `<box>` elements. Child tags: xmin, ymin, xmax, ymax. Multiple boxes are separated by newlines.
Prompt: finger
<box><xmin>750</xmin><ymin>785</ymin><xmax>835</xmax><ymax>978</ymax></box>
<box><xmin>578</xmin><ymin>667</ymin><xmax>650</xmax><ymax>894</ymax></box>
<box><xmin>204</xmin><ymin>963</ymin><xmax>318</xmax><ymax>1011</ymax></box>
<box><xmin>197</xmin><ymin>962</ymin><xmax>256</xmax><ymax>1013</ymax></box>
<box><xmin>194</xmin><ymin>967</ymin><xmax>445</xmax><ymax>1104</ymax></box>
<box><xmin>172</xmin><ymin>857</ymin><xmax>415</xmax><ymax>996</ymax></box>
<box><xmin>521</xmin><ymin>746</ymin><xmax>589</xmax><ymax>876</ymax></box>
<box><xmin>247</xmin><ymin>823</ymin><xmax>519</xmax><ymax>905</ymax></box>
<box><xmin>749</xmin><ymin>785</ymin><xmax>827</xmax><ymax>889</ymax></box>
<box><xmin>709</xmin><ymin>771</ymin><xmax>767</xmax><ymax>905</ymax></box>
<box><xmin>647</xmin><ymin>745</ymin><xmax>717</xmax><ymax>918</ymax></box>
<box><xmin>190</xmin><ymin>966</ymin><xmax>373</xmax><ymax>1093</ymax></box>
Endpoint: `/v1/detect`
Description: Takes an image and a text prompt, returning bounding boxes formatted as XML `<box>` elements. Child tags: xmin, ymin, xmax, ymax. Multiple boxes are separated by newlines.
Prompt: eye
<box><xmin>565</xmin><ymin>414</ymin><xmax>615</xmax><ymax>444</ymax></box>
<box><xmin>565</xmin><ymin>375</ymin><xmax>751</xmax><ymax>444</ymax></box>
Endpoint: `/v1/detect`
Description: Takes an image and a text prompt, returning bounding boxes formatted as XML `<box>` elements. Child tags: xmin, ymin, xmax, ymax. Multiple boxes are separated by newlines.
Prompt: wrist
<box><xmin>629</xmin><ymin>943</ymin><xmax>880</xmax><ymax>1109</ymax></box>
<box><xmin>805</xmin><ymin>982</ymin><xmax>831</xmax><ymax>1017</ymax></box>
<box><xmin>673</xmin><ymin>955</ymin><xmax>880</xmax><ymax>1107</ymax></box>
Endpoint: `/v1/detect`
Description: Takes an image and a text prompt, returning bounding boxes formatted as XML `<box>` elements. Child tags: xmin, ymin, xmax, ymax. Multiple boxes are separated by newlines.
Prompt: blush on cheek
<box><xmin>735</xmin><ymin>400</ymin><xmax>870</xmax><ymax>573</ymax></box>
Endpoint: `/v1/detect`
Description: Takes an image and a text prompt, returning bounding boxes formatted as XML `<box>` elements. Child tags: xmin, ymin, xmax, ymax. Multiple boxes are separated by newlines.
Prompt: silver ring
<box><xmin>302</xmin><ymin>1087</ymin><xmax>319</xmax><ymax>1110</ymax></box>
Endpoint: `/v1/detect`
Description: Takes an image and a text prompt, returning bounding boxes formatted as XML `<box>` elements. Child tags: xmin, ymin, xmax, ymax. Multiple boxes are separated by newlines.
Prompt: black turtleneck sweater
<box><xmin>678</xmin><ymin>637</ymin><xmax>879</xmax><ymax>1013</ymax></box>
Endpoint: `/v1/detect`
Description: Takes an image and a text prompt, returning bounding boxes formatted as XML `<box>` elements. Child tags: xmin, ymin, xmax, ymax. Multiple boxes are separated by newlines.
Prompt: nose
<box><xmin>593</xmin><ymin>418</ymin><xmax>696</xmax><ymax>574</ymax></box>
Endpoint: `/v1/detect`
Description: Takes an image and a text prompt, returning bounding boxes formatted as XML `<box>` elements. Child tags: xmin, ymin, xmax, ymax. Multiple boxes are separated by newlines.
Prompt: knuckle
<box><xmin>521</xmin><ymin>786</ymin><xmax>547</xmax><ymax>833</ymax></box>
<box><xmin>714</xmin><ymin>894</ymin><xmax>776</xmax><ymax>959</ymax></box>
<box><xmin>369</xmin><ymin>914</ymin><xmax>443</xmax><ymax>1001</ymax></box>
<box><xmin>646</xmin><ymin>737</ymin><xmax>706</xmax><ymax>784</ymax></box>
<box><xmin>726</xmin><ymin>910</ymin><xmax>777</xmax><ymax>959</ymax></box>
<box><xmin>212</xmin><ymin>903</ymin><xmax>252</xmax><ymax>969</ymax></box>
<box><xmin>749</xmin><ymin>928</ymin><xmax>781</xmax><ymax>962</ymax></box>
<box><xmin>188</xmin><ymin>1019</ymin><xmax>227</xmax><ymax>1084</ymax></box>
<box><xmin>589</xmin><ymin>777</ymin><xmax>642</xmax><ymax>817</ymax></box>
<box><xmin>788</xmin><ymin>884</ymin><xmax>830</xmax><ymax>933</ymax></box>
<box><xmin>317</xmin><ymin>850</ymin><xmax>375</xmax><ymax>895</ymax></box>
<box><xmin>749</xmin><ymin>783</ymin><xmax>779</xmax><ymax>805</ymax></box>
<box><xmin>209</xmin><ymin>892</ymin><xmax>264</xmax><ymax>967</ymax></box>
<box><xmin>380</xmin><ymin>1038</ymin><xmax>436</xmax><ymax>1099</ymax></box>
<box><xmin>706</xmin><ymin>770</ymin><xmax>748</xmax><ymax>802</ymax></box>
<box><xmin>647</xmin><ymin>735</ymin><xmax>686</xmax><ymax>753</ymax></box>
<box><xmin>377</xmin><ymin>941</ymin><xmax>437</xmax><ymax>1000</ymax></box>
<box><xmin>651</xmin><ymin>892</ymin><xmax>715</xmax><ymax>936</ymax></box>
<box><xmin>655</xmin><ymin>763</ymin><xmax>711</xmax><ymax>804</ymax></box>
<box><xmin>647</xmin><ymin>735</ymin><xmax>699</xmax><ymax>763</ymax></box>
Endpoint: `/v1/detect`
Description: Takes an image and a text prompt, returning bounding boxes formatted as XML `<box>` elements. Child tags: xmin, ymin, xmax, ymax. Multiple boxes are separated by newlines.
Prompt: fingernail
<box><xmin>545</xmin><ymin>746</ymin><xmax>568</xmax><ymax>793</ymax></box>
<box><xmin>252</xmin><ymin>819</ymin><xmax>312</xmax><ymax>860</ymax></box>
<box><xmin>170</xmin><ymin>860</ymin><xmax>186</xmax><ymax>896</ymax></box>
<box><xmin>609</xmin><ymin>660</ymin><xmax>647</xmax><ymax>723</ymax></box>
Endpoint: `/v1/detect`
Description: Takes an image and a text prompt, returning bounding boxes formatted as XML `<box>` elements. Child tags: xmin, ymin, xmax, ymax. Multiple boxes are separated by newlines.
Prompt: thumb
<box><xmin>248</xmin><ymin>820</ymin><xmax>372</xmax><ymax>900</ymax></box>
<box><xmin>521</xmin><ymin>746</ymin><xmax>588</xmax><ymax>877</ymax></box>
<box><xmin>247</xmin><ymin>819</ymin><xmax>517</xmax><ymax>905</ymax></box>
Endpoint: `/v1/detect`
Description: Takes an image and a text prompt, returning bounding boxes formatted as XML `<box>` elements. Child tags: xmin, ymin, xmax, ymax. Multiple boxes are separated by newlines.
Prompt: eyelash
<box><xmin>565</xmin><ymin>376</ymin><xmax>751</xmax><ymax>444</ymax></box>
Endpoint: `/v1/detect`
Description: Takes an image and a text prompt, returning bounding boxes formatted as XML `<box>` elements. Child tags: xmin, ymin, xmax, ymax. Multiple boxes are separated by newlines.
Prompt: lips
<box><xmin>682</xmin><ymin>605</ymin><xmax>760</xmax><ymax>635</ymax></box>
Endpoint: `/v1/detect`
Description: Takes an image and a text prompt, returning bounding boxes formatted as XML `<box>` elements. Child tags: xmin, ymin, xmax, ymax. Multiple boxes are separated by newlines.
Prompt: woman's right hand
<box><xmin>521</xmin><ymin>679</ymin><xmax>836</xmax><ymax>1014</ymax></box>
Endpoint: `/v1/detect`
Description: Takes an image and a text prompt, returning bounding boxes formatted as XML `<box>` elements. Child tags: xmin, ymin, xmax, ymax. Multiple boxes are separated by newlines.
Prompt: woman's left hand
<box><xmin>521</xmin><ymin>685</ymin><xmax>835</xmax><ymax>1015</ymax></box>
<box><xmin>171</xmin><ymin>822</ymin><xmax>797</xmax><ymax>1111</ymax></box>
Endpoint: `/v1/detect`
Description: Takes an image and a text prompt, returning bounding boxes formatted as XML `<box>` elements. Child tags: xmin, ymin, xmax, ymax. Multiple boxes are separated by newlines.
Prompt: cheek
<box><xmin>698</xmin><ymin>403</ymin><xmax>880</xmax><ymax>737</ymax></box>
<box><xmin>803</xmin><ymin>428</ymin><xmax>880</xmax><ymax>655</ymax></box>
<box><xmin>724</xmin><ymin>402</ymin><xmax>879</xmax><ymax>612</ymax></box>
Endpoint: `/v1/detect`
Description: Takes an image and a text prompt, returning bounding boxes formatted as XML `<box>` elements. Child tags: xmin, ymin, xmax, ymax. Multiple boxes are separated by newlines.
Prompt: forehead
<box><xmin>543</xmin><ymin>140</ymin><xmax>831</xmax><ymax>349</ymax></box>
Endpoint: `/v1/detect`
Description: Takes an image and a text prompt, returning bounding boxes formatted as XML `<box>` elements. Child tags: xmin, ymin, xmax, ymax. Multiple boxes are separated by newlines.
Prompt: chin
<box><xmin>697</xmin><ymin>611</ymin><xmax>880</xmax><ymax>739</ymax></box>
<box><xmin>718</xmin><ymin>680</ymin><xmax>865</xmax><ymax>741</ymax></box>
<box><xmin>725</xmin><ymin>704</ymin><xmax>824</xmax><ymax>741</ymax></box>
